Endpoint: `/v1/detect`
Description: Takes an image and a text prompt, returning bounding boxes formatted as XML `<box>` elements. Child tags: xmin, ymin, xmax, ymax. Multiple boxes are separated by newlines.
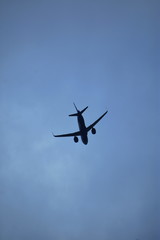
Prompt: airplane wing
<box><xmin>52</xmin><ymin>130</ymin><xmax>81</xmax><ymax>138</ymax></box>
<box><xmin>86</xmin><ymin>110</ymin><xmax>108</xmax><ymax>132</ymax></box>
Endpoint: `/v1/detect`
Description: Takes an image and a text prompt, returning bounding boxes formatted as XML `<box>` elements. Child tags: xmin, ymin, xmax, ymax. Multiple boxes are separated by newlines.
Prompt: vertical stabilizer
<box><xmin>69</xmin><ymin>103</ymin><xmax>88</xmax><ymax>116</ymax></box>
<box><xmin>69</xmin><ymin>103</ymin><xmax>79</xmax><ymax>116</ymax></box>
<box><xmin>80</xmin><ymin>106</ymin><xmax>88</xmax><ymax>114</ymax></box>
<box><xmin>73</xmin><ymin>102</ymin><xmax>79</xmax><ymax>112</ymax></box>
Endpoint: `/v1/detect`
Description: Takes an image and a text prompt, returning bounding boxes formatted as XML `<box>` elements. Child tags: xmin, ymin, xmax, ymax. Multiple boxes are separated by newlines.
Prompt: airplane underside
<box><xmin>81</xmin><ymin>133</ymin><xmax>88</xmax><ymax>145</ymax></box>
<box><xmin>53</xmin><ymin>103</ymin><xmax>108</xmax><ymax>145</ymax></box>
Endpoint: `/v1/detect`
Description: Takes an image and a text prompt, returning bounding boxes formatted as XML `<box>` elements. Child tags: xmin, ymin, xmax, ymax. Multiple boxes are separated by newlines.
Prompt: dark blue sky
<box><xmin>0</xmin><ymin>1</ymin><xmax>159</xmax><ymax>240</ymax></box>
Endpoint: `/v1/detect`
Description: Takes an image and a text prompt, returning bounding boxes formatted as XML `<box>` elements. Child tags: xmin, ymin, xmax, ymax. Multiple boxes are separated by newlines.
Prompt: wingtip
<box><xmin>103</xmin><ymin>110</ymin><xmax>108</xmax><ymax>115</ymax></box>
<box><xmin>51</xmin><ymin>132</ymin><xmax>55</xmax><ymax>137</ymax></box>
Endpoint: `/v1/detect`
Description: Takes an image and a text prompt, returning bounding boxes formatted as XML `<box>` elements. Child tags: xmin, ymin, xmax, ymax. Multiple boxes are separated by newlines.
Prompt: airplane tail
<box><xmin>80</xmin><ymin>106</ymin><xmax>88</xmax><ymax>114</ymax></box>
<box><xmin>69</xmin><ymin>103</ymin><xmax>88</xmax><ymax>116</ymax></box>
<box><xmin>69</xmin><ymin>113</ymin><xmax>78</xmax><ymax>117</ymax></box>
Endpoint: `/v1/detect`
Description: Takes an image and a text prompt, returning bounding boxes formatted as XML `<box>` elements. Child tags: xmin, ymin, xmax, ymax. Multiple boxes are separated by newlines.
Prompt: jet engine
<box><xmin>74</xmin><ymin>136</ymin><xmax>79</xmax><ymax>143</ymax></box>
<box><xmin>91</xmin><ymin>128</ymin><xmax>96</xmax><ymax>134</ymax></box>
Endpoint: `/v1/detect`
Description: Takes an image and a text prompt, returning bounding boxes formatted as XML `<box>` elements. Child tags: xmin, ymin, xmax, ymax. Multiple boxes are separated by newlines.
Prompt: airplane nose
<box><xmin>83</xmin><ymin>139</ymin><xmax>88</xmax><ymax>145</ymax></box>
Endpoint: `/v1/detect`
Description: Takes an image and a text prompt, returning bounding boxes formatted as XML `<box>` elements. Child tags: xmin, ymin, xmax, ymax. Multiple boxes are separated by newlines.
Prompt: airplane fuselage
<box><xmin>77</xmin><ymin>114</ymin><xmax>88</xmax><ymax>145</ymax></box>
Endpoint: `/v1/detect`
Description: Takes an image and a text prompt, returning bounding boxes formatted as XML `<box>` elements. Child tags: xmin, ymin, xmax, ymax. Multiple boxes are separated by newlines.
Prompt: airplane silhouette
<box><xmin>53</xmin><ymin>103</ymin><xmax>108</xmax><ymax>145</ymax></box>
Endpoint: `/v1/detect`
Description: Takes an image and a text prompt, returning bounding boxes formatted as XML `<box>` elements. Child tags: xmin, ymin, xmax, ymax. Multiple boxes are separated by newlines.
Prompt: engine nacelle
<box><xmin>91</xmin><ymin>128</ymin><xmax>96</xmax><ymax>134</ymax></box>
<box><xmin>74</xmin><ymin>136</ymin><xmax>79</xmax><ymax>143</ymax></box>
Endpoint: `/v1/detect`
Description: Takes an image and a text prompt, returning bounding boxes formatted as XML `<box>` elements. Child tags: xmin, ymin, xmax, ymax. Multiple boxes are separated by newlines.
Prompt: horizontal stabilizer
<box><xmin>69</xmin><ymin>104</ymin><xmax>88</xmax><ymax>116</ymax></box>
<box><xmin>69</xmin><ymin>113</ymin><xmax>78</xmax><ymax>117</ymax></box>
<box><xmin>80</xmin><ymin>106</ymin><xmax>88</xmax><ymax>114</ymax></box>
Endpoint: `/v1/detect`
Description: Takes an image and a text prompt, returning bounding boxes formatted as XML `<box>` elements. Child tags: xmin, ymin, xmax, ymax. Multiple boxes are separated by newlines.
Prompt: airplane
<box><xmin>52</xmin><ymin>103</ymin><xmax>108</xmax><ymax>145</ymax></box>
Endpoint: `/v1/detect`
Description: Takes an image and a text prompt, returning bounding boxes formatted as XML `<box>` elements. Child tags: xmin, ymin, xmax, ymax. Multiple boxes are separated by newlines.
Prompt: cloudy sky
<box><xmin>0</xmin><ymin>1</ymin><xmax>159</xmax><ymax>240</ymax></box>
